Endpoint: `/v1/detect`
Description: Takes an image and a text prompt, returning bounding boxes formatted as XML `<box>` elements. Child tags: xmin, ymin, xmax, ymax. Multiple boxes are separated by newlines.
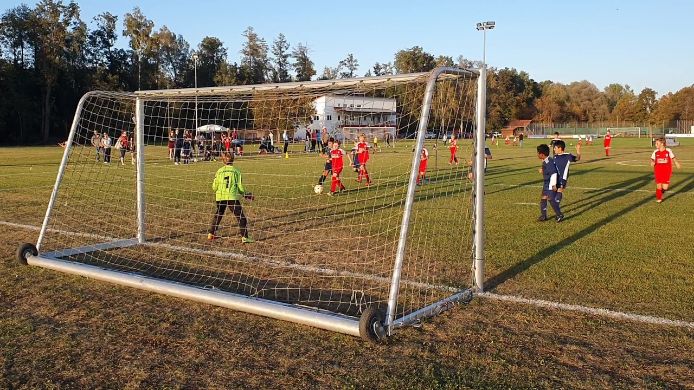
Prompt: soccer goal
<box><xmin>605</xmin><ymin>126</ymin><xmax>643</xmax><ymax>138</ymax></box>
<box><xmin>17</xmin><ymin>66</ymin><xmax>487</xmax><ymax>341</ymax></box>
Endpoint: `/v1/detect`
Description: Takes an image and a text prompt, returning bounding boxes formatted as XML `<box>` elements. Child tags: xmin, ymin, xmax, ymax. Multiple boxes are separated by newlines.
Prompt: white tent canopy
<box><xmin>196</xmin><ymin>124</ymin><xmax>228</xmax><ymax>133</ymax></box>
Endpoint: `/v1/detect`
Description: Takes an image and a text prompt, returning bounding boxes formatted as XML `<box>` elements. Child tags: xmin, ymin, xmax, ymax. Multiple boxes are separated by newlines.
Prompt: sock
<box><xmin>318</xmin><ymin>175</ymin><xmax>326</xmax><ymax>185</ymax></box>
<box><xmin>540</xmin><ymin>199</ymin><xmax>548</xmax><ymax>218</ymax></box>
<box><xmin>331</xmin><ymin>176</ymin><xmax>337</xmax><ymax>193</ymax></box>
<box><xmin>550</xmin><ymin>198</ymin><xmax>562</xmax><ymax>216</ymax></box>
<box><xmin>555</xmin><ymin>192</ymin><xmax>563</xmax><ymax>203</ymax></box>
<box><xmin>656</xmin><ymin>188</ymin><xmax>662</xmax><ymax>200</ymax></box>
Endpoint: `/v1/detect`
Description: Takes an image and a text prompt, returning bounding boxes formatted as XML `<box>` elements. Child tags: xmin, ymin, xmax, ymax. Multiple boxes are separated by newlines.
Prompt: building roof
<box><xmin>333</xmin><ymin>107</ymin><xmax>396</xmax><ymax>113</ymax></box>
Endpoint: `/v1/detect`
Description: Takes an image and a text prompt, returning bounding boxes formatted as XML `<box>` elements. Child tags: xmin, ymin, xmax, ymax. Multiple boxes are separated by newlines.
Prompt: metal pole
<box><xmin>36</xmin><ymin>92</ymin><xmax>92</xmax><ymax>251</ymax></box>
<box><xmin>473</xmin><ymin>66</ymin><xmax>487</xmax><ymax>292</ymax></box>
<box><xmin>136</xmin><ymin>98</ymin><xmax>146</xmax><ymax>243</ymax></box>
<box><xmin>194</xmin><ymin>58</ymin><xmax>199</xmax><ymax>131</ymax></box>
<box><xmin>384</xmin><ymin>67</ymin><xmax>476</xmax><ymax>335</ymax></box>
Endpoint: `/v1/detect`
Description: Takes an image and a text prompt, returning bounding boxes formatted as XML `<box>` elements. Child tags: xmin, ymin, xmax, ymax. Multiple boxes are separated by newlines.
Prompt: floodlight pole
<box><xmin>473</xmin><ymin>21</ymin><xmax>494</xmax><ymax>292</ymax></box>
<box><xmin>193</xmin><ymin>53</ymin><xmax>199</xmax><ymax>131</ymax></box>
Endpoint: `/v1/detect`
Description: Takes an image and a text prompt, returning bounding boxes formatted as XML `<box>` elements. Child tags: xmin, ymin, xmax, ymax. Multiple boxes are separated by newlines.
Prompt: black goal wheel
<box><xmin>359</xmin><ymin>306</ymin><xmax>387</xmax><ymax>342</ymax></box>
<box><xmin>16</xmin><ymin>243</ymin><xmax>38</xmax><ymax>265</ymax></box>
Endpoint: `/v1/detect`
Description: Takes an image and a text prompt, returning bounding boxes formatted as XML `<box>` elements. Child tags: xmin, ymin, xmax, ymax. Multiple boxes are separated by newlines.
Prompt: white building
<box><xmin>304</xmin><ymin>95</ymin><xmax>397</xmax><ymax>142</ymax></box>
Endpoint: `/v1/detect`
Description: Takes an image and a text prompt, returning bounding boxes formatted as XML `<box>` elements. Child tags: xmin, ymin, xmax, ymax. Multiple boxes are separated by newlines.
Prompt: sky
<box><xmin>4</xmin><ymin>0</ymin><xmax>693</xmax><ymax>96</ymax></box>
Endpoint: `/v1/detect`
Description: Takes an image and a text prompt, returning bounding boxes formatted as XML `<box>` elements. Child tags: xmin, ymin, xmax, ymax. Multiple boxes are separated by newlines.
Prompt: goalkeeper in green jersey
<box><xmin>208</xmin><ymin>152</ymin><xmax>254</xmax><ymax>243</ymax></box>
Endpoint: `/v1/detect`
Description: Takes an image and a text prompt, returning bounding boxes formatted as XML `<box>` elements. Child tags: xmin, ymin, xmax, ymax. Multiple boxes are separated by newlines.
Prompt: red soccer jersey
<box><xmin>419</xmin><ymin>147</ymin><xmax>429</xmax><ymax>173</ymax></box>
<box><xmin>652</xmin><ymin>148</ymin><xmax>675</xmax><ymax>183</ymax></box>
<box><xmin>604</xmin><ymin>134</ymin><xmax>612</xmax><ymax>147</ymax></box>
<box><xmin>449</xmin><ymin>139</ymin><xmax>458</xmax><ymax>152</ymax></box>
<box><xmin>357</xmin><ymin>141</ymin><xmax>369</xmax><ymax>164</ymax></box>
<box><xmin>331</xmin><ymin>148</ymin><xmax>345</xmax><ymax>171</ymax></box>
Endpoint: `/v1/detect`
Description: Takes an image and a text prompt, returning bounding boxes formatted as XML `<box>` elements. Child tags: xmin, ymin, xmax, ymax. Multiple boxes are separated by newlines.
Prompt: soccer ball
<box><xmin>314</xmin><ymin>184</ymin><xmax>323</xmax><ymax>194</ymax></box>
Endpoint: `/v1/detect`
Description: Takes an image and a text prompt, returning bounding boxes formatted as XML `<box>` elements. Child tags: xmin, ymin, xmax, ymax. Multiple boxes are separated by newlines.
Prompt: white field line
<box><xmin>3</xmin><ymin>220</ymin><xmax>693</xmax><ymax>330</ymax></box>
<box><xmin>513</xmin><ymin>202</ymin><xmax>536</xmax><ymax>206</ymax></box>
<box><xmin>491</xmin><ymin>183</ymin><xmax>694</xmax><ymax>195</ymax></box>
<box><xmin>478</xmin><ymin>292</ymin><xmax>693</xmax><ymax>329</ymax></box>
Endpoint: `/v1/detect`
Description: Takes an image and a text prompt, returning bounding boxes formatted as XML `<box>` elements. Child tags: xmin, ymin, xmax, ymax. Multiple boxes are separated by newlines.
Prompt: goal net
<box><xmin>605</xmin><ymin>126</ymin><xmax>643</xmax><ymax>138</ymax></box>
<box><xmin>28</xmin><ymin>67</ymin><xmax>481</xmax><ymax>339</ymax></box>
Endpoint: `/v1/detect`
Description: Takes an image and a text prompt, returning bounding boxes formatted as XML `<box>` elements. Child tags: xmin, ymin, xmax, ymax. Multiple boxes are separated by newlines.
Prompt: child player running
<box><xmin>552</xmin><ymin>140</ymin><xmax>581</xmax><ymax>209</ymax></box>
<box><xmin>536</xmin><ymin>144</ymin><xmax>563</xmax><ymax>222</ymax></box>
<box><xmin>449</xmin><ymin>133</ymin><xmax>459</xmax><ymax>165</ymax></box>
<box><xmin>416</xmin><ymin>146</ymin><xmax>429</xmax><ymax>186</ymax></box>
<box><xmin>316</xmin><ymin>137</ymin><xmax>334</xmax><ymax>189</ymax></box>
<box><xmin>208</xmin><ymin>151</ymin><xmax>254</xmax><ymax>243</ymax></box>
<box><xmin>651</xmin><ymin>137</ymin><xmax>681</xmax><ymax>203</ymax></box>
<box><xmin>356</xmin><ymin>133</ymin><xmax>372</xmax><ymax>185</ymax></box>
<box><xmin>328</xmin><ymin>139</ymin><xmax>347</xmax><ymax>196</ymax></box>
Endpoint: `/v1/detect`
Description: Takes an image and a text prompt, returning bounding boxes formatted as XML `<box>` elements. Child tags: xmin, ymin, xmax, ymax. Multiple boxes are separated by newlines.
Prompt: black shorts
<box><xmin>324</xmin><ymin>162</ymin><xmax>332</xmax><ymax>171</ymax></box>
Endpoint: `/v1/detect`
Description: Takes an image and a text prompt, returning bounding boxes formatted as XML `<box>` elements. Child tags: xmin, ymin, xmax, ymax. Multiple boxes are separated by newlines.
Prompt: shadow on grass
<box><xmin>485</xmin><ymin>166</ymin><xmax>604</xmax><ymax>196</ymax></box>
<box><xmin>485</xmin><ymin>172</ymin><xmax>654</xmax><ymax>291</ymax></box>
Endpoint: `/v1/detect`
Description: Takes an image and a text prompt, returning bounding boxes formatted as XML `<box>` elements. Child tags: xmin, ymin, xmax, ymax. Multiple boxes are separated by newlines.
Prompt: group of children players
<box><xmin>536</xmin><ymin>134</ymin><xmax>682</xmax><ymax>223</ymax></box>
<box><xmin>206</xmin><ymin>128</ymin><xmax>682</xmax><ymax>243</ymax></box>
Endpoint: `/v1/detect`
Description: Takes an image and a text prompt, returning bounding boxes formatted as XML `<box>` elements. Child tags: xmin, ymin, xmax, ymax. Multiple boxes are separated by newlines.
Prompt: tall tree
<box><xmin>318</xmin><ymin>66</ymin><xmax>338</xmax><ymax>80</ymax></box>
<box><xmin>0</xmin><ymin>5</ymin><xmax>33</xmax><ymax>67</ymax></box>
<box><xmin>122</xmin><ymin>7</ymin><xmax>153</xmax><ymax>90</ymax></box>
<box><xmin>31</xmin><ymin>0</ymin><xmax>85</xmax><ymax>142</ymax></box>
<box><xmin>270</xmin><ymin>33</ymin><xmax>290</xmax><ymax>83</ymax></box>
<box><xmin>435</xmin><ymin>55</ymin><xmax>454</xmax><ymax>67</ymax></box>
<box><xmin>371</xmin><ymin>62</ymin><xmax>394</xmax><ymax>76</ymax></box>
<box><xmin>338</xmin><ymin>53</ymin><xmax>358</xmax><ymax>78</ymax></box>
<box><xmin>153</xmin><ymin>26</ymin><xmax>190</xmax><ymax>88</ymax></box>
<box><xmin>196</xmin><ymin>36</ymin><xmax>227</xmax><ymax>87</ymax></box>
<box><xmin>239</xmin><ymin>26</ymin><xmax>268</xmax><ymax>84</ymax></box>
<box><xmin>291</xmin><ymin>43</ymin><xmax>315</xmax><ymax>82</ymax></box>
<box><xmin>394</xmin><ymin>46</ymin><xmax>435</xmax><ymax>73</ymax></box>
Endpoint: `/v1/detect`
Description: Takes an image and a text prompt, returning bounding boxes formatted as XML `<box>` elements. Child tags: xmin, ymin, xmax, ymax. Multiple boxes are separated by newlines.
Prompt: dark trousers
<box><xmin>209</xmin><ymin>200</ymin><xmax>248</xmax><ymax>238</ymax></box>
<box><xmin>104</xmin><ymin>147</ymin><xmax>111</xmax><ymax>163</ymax></box>
<box><xmin>283</xmin><ymin>141</ymin><xmax>289</xmax><ymax>154</ymax></box>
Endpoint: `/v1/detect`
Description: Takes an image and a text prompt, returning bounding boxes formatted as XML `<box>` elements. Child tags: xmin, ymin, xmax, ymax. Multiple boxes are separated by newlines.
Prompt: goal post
<box><xmin>605</xmin><ymin>126</ymin><xmax>642</xmax><ymax>138</ymax></box>
<box><xmin>20</xmin><ymin>66</ymin><xmax>484</xmax><ymax>341</ymax></box>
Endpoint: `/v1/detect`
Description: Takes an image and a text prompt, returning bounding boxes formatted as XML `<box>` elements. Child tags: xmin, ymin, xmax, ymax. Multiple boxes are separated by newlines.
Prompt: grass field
<box><xmin>1</xmin><ymin>138</ymin><xmax>693</xmax><ymax>388</ymax></box>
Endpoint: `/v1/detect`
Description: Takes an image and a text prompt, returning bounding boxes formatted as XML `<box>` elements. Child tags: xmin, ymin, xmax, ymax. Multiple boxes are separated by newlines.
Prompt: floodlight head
<box><xmin>192</xmin><ymin>53</ymin><xmax>199</xmax><ymax>61</ymax></box>
<box><xmin>476</xmin><ymin>21</ymin><xmax>496</xmax><ymax>30</ymax></box>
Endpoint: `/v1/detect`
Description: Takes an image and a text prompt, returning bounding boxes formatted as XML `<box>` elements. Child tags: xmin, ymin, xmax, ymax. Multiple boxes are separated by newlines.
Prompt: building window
<box><xmin>314</xmin><ymin>115</ymin><xmax>319</xmax><ymax>120</ymax></box>
<box><xmin>337</xmin><ymin>115</ymin><xmax>341</xmax><ymax>121</ymax></box>
<box><xmin>326</xmin><ymin>115</ymin><xmax>332</xmax><ymax>120</ymax></box>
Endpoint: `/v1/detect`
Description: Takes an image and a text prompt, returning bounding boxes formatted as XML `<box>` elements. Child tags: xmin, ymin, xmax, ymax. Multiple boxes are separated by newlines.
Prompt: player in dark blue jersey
<box><xmin>552</xmin><ymin>140</ymin><xmax>581</xmax><ymax>205</ymax></box>
<box><xmin>536</xmin><ymin>144</ymin><xmax>563</xmax><ymax>222</ymax></box>
<box><xmin>317</xmin><ymin>138</ymin><xmax>335</xmax><ymax>186</ymax></box>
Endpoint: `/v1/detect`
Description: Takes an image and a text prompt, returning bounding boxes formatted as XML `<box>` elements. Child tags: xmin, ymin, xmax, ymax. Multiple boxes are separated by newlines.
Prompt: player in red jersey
<box><xmin>448</xmin><ymin>133</ymin><xmax>459</xmax><ymax>165</ymax></box>
<box><xmin>356</xmin><ymin>133</ymin><xmax>372</xmax><ymax>185</ymax></box>
<box><xmin>650</xmin><ymin>137</ymin><xmax>681</xmax><ymax>203</ymax></box>
<box><xmin>329</xmin><ymin>139</ymin><xmax>347</xmax><ymax>195</ymax></box>
<box><xmin>416</xmin><ymin>147</ymin><xmax>429</xmax><ymax>186</ymax></box>
<box><xmin>603</xmin><ymin>130</ymin><xmax>613</xmax><ymax>156</ymax></box>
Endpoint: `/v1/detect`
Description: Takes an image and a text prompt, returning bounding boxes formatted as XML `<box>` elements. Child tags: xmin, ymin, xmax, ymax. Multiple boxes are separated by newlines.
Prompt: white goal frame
<box><xmin>22</xmin><ymin>67</ymin><xmax>486</xmax><ymax>340</ymax></box>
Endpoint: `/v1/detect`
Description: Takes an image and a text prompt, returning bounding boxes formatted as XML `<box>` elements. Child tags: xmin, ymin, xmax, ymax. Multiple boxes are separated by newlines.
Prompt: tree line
<box><xmin>1</xmin><ymin>1</ymin><xmax>692</xmax><ymax>145</ymax></box>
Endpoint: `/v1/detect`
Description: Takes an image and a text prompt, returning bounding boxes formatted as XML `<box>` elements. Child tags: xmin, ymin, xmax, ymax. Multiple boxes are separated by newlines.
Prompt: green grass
<box><xmin>1</xmin><ymin>139</ymin><xmax>693</xmax><ymax>388</ymax></box>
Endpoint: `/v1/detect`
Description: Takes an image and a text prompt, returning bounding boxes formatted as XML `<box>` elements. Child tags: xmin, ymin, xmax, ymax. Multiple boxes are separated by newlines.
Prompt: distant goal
<box><xmin>18</xmin><ymin>67</ymin><xmax>486</xmax><ymax>341</ymax></box>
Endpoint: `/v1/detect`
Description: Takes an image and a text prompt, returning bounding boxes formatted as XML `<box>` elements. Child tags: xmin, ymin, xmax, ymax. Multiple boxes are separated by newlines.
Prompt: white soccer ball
<box><xmin>314</xmin><ymin>184</ymin><xmax>323</xmax><ymax>194</ymax></box>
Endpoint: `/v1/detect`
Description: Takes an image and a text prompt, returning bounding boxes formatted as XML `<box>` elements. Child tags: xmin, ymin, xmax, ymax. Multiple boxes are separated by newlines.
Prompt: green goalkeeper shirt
<box><xmin>212</xmin><ymin>165</ymin><xmax>245</xmax><ymax>201</ymax></box>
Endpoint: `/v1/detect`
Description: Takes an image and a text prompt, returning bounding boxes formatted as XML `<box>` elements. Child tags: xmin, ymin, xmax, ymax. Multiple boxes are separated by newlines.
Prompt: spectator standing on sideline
<box><xmin>283</xmin><ymin>129</ymin><xmax>290</xmax><ymax>158</ymax></box>
<box><xmin>305</xmin><ymin>127</ymin><xmax>311</xmax><ymax>152</ymax></box>
<box><xmin>311</xmin><ymin>128</ymin><xmax>318</xmax><ymax>152</ymax></box>
<box><xmin>518</xmin><ymin>132</ymin><xmax>525</xmax><ymax>148</ymax></box>
<box><xmin>102</xmin><ymin>132</ymin><xmax>112</xmax><ymax>164</ymax></box>
<box><xmin>117</xmin><ymin>130</ymin><xmax>129</xmax><ymax>165</ymax></box>
<box><xmin>168</xmin><ymin>129</ymin><xmax>175</xmax><ymax>160</ymax></box>
<box><xmin>91</xmin><ymin>130</ymin><xmax>102</xmax><ymax>162</ymax></box>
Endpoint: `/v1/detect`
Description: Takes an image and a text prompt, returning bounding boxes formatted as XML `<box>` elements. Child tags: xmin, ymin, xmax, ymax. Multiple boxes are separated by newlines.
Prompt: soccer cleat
<box><xmin>656</xmin><ymin>199</ymin><xmax>663</xmax><ymax>203</ymax></box>
<box><xmin>207</xmin><ymin>233</ymin><xmax>218</xmax><ymax>241</ymax></box>
<box><xmin>555</xmin><ymin>214</ymin><xmax>565</xmax><ymax>223</ymax></box>
<box><xmin>241</xmin><ymin>236</ymin><xmax>254</xmax><ymax>244</ymax></box>
<box><xmin>326</xmin><ymin>192</ymin><xmax>334</xmax><ymax>196</ymax></box>
<box><xmin>537</xmin><ymin>216</ymin><xmax>548</xmax><ymax>222</ymax></box>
